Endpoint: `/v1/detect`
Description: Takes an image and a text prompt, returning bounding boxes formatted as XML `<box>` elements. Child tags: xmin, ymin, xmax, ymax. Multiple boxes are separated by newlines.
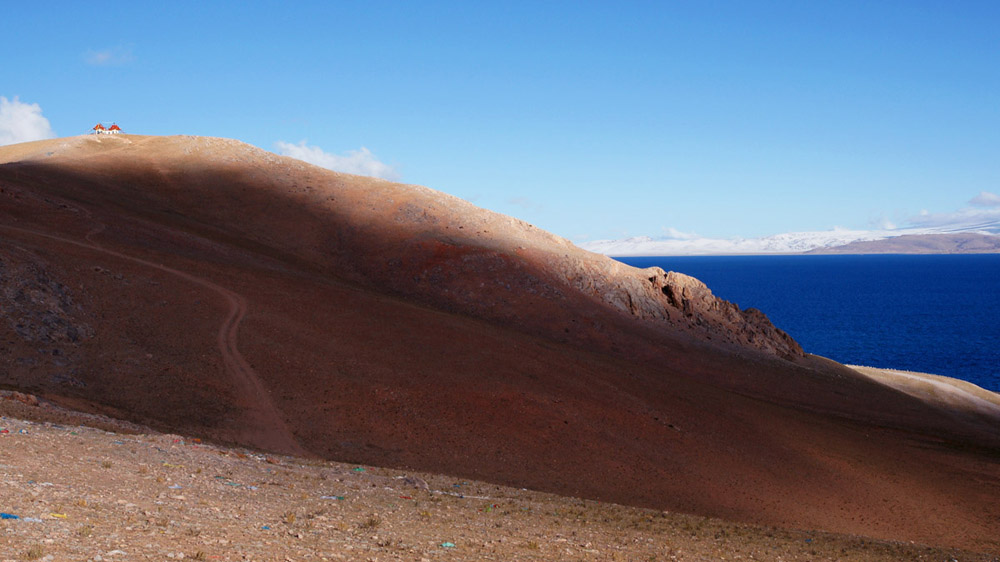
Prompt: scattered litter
<box><xmin>214</xmin><ymin>476</ymin><xmax>249</xmax><ymax>488</ymax></box>
<box><xmin>112</xmin><ymin>440</ymin><xmax>125</xmax><ymax>445</ymax></box>
<box><xmin>1</xmin><ymin>512</ymin><xmax>19</xmax><ymax>519</ymax></box>
<box><xmin>168</xmin><ymin>484</ymin><xmax>183</xmax><ymax>489</ymax></box>
<box><xmin>50</xmin><ymin>513</ymin><xmax>68</xmax><ymax>519</ymax></box>
<box><xmin>261</xmin><ymin>525</ymin><xmax>271</xmax><ymax>530</ymax></box>
<box><xmin>352</xmin><ymin>467</ymin><xmax>366</xmax><ymax>472</ymax></box>
<box><xmin>22</xmin><ymin>517</ymin><xmax>43</xmax><ymax>523</ymax></box>
<box><xmin>399</xmin><ymin>495</ymin><xmax>413</xmax><ymax>500</ymax></box>
<box><xmin>440</xmin><ymin>542</ymin><xmax>456</xmax><ymax>548</ymax></box>
<box><xmin>320</xmin><ymin>496</ymin><xmax>346</xmax><ymax>500</ymax></box>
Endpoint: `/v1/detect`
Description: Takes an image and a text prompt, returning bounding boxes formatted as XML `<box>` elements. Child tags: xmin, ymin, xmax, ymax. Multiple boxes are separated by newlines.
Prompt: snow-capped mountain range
<box><xmin>580</xmin><ymin>221</ymin><xmax>1000</xmax><ymax>256</ymax></box>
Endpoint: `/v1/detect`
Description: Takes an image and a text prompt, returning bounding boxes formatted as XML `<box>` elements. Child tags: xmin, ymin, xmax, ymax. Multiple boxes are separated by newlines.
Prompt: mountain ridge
<box><xmin>807</xmin><ymin>232</ymin><xmax>1000</xmax><ymax>254</ymax></box>
<box><xmin>582</xmin><ymin>226</ymin><xmax>1000</xmax><ymax>256</ymax></box>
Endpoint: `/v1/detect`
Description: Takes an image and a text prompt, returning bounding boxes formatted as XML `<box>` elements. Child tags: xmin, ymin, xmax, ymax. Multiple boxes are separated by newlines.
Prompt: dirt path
<box><xmin>0</xmin><ymin>221</ymin><xmax>305</xmax><ymax>456</ymax></box>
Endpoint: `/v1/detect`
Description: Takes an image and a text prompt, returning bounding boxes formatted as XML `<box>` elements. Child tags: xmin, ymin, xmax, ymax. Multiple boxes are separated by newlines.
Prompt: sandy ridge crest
<box><xmin>850</xmin><ymin>365</ymin><xmax>1000</xmax><ymax>419</ymax></box>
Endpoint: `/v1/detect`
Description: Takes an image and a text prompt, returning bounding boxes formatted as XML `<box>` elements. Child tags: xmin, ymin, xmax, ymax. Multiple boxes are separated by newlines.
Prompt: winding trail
<box><xmin>0</xmin><ymin>220</ymin><xmax>306</xmax><ymax>455</ymax></box>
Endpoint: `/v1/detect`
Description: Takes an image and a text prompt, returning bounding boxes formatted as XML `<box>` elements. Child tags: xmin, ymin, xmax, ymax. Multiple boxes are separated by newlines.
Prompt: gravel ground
<box><xmin>0</xmin><ymin>395</ymin><xmax>995</xmax><ymax>562</ymax></box>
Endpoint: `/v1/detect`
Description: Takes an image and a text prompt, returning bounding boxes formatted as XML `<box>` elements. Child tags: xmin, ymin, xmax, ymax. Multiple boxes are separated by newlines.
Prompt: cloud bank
<box><xmin>661</xmin><ymin>226</ymin><xmax>698</xmax><ymax>240</ymax></box>
<box><xmin>274</xmin><ymin>140</ymin><xmax>399</xmax><ymax>181</ymax></box>
<box><xmin>970</xmin><ymin>191</ymin><xmax>1000</xmax><ymax>208</ymax></box>
<box><xmin>908</xmin><ymin>194</ymin><xmax>1000</xmax><ymax>232</ymax></box>
<box><xmin>0</xmin><ymin>96</ymin><xmax>56</xmax><ymax>146</ymax></box>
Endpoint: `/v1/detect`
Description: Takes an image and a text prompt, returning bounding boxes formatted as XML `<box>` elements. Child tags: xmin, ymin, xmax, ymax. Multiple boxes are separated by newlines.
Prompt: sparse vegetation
<box><xmin>22</xmin><ymin>545</ymin><xmax>44</xmax><ymax>560</ymax></box>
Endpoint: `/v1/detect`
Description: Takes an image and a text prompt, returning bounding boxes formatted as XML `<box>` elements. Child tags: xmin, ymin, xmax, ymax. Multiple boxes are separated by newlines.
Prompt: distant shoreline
<box><xmin>583</xmin><ymin>232</ymin><xmax>1000</xmax><ymax>257</ymax></box>
<box><xmin>608</xmin><ymin>251</ymin><xmax>1000</xmax><ymax>258</ymax></box>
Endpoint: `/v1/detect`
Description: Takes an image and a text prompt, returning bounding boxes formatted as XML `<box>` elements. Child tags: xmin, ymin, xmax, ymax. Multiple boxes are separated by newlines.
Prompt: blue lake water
<box><xmin>615</xmin><ymin>255</ymin><xmax>1000</xmax><ymax>393</ymax></box>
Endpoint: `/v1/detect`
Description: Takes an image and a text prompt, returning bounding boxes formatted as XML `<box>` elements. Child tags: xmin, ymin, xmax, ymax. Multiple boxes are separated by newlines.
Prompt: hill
<box><xmin>2</xmin><ymin>134</ymin><xmax>1000</xmax><ymax>551</ymax></box>
<box><xmin>807</xmin><ymin>232</ymin><xmax>1000</xmax><ymax>254</ymax></box>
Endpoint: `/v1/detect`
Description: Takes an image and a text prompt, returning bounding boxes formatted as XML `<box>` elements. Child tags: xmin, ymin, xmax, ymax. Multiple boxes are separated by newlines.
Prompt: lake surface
<box><xmin>615</xmin><ymin>254</ymin><xmax>1000</xmax><ymax>392</ymax></box>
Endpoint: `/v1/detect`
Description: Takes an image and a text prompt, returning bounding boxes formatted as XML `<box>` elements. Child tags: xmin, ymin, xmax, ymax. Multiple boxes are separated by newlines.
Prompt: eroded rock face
<box><xmin>660</xmin><ymin>270</ymin><xmax>802</xmax><ymax>358</ymax></box>
<box><xmin>589</xmin><ymin>265</ymin><xmax>803</xmax><ymax>359</ymax></box>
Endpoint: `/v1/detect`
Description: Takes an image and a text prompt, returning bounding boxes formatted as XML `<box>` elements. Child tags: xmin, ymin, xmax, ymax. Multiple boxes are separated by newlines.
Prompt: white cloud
<box><xmin>904</xmin><ymin>193</ymin><xmax>1000</xmax><ymax>233</ymax></box>
<box><xmin>907</xmin><ymin>207</ymin><xmax>1000</xmax><ymax>232</ymax></box>
<box><xmin>274</xmin><ymin>140</ymin><xmax>399</xmax><ymax>181</ymax></box>
<box><xmin>84</xmin><ymin>46</ymin><xmax>135</xmax><ymax>66</ymax></box>
<box><xmin>660</xmin><ymin>226</ymin><xmax>698</xmax><ymax>240</ymax></box>
<box><xmin>0</xmin><ymin>96</ymin><xmax>56</xmax><ymax>146</ymax></box>
<box><xmin>970</xmin><ymin>191</ymin><xmax>1000</xmax><ymax>208</ymax></box>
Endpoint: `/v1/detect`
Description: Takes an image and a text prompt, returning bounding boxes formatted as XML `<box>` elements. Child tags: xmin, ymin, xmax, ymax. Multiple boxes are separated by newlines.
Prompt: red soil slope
<box><xmin>2</xmin><ymin>135</ymin><xmax>999</xmax><ymax>551</ymax></box>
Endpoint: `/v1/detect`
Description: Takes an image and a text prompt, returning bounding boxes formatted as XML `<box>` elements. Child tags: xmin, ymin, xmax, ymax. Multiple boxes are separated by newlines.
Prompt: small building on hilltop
<box><xmin>91</xmin><ymin>123</ymin><xmax>123</xmax><ymax>135</ymax></box>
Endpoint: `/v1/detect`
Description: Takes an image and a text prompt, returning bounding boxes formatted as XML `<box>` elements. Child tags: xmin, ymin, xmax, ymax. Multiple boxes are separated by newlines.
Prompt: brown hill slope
<box><xmin>2</xmin><ymin>135</ymin><xmax>999</xmax><ymax>551</ymax></box>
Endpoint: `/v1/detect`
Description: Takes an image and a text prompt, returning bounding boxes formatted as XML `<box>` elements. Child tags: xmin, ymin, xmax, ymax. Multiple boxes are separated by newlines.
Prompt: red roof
<box><xmin>108</xmin><ymin>124</ymin><xmax>121</xmax><ymax>131</ymax></box>
<box><xmin>93</xmin><ymin>123</ymin><xmax>106</xmax><ymax>131</ymax></box>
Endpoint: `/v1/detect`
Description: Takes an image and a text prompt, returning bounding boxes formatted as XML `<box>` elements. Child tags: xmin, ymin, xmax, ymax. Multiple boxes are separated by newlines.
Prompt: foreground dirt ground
<box><xmin>1</xmin><ymin>398</ymin><xmax>995</xmax><ymax>562</ymax></box>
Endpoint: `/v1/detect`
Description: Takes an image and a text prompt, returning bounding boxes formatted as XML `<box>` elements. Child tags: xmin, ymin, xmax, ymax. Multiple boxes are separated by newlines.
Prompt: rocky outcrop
<box><xmin>655</xmin><ymin>269</ymin><xmax>802</xmax><ymax>358</ymax></box>
<box><xmin>587</xmin><ymin>264</ymin><xmax>802</xmax><ymax>359</ymax></box>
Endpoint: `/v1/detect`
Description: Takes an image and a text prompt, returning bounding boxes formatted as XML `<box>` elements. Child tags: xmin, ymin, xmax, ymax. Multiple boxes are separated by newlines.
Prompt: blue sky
<box><xmin>2</xmin><ymin>1</ymin><xmax>999</xmax><ymax>243</ymax></box>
